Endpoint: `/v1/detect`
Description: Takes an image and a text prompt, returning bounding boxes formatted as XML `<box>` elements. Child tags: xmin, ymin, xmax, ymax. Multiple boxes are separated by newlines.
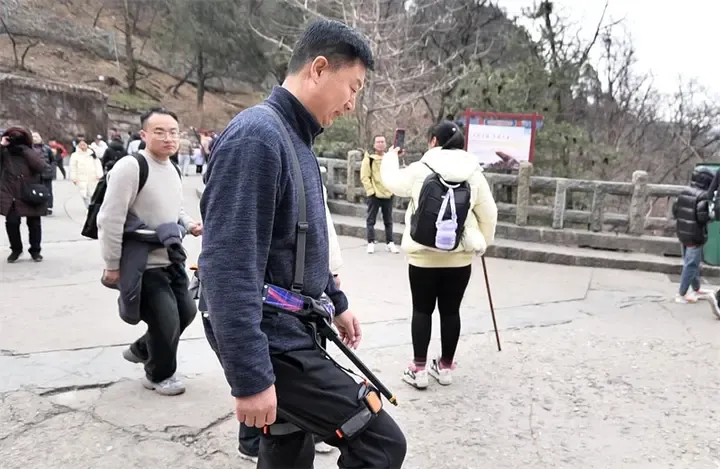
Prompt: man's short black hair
<box><xmin>140</xmin><ymin>107</ymin><xmax>179</xmax><ymax>129</ymax></box>
<box><xmin>288</xmin><ymin>20</ymin><xmax>374</xmax><ymax>74</ymax></box>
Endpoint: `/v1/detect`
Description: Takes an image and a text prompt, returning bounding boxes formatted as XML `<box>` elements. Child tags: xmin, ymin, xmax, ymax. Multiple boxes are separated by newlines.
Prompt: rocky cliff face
<box><xmin>0</xmin><ymin>73</ymin><xmax>108</xmax><ymax>141</ymax></box>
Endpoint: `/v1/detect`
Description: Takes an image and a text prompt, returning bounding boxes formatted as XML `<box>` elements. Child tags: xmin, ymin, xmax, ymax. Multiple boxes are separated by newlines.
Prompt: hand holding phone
<box><xmin>393</xmin><ymin>128</ymin><xmax>406</xmax><ymax>150</ymax></box>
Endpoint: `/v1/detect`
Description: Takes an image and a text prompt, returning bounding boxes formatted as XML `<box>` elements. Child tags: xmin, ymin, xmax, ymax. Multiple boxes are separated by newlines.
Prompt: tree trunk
<box><xmin>123</xmin><ymin>0</ymin><xmax>138</xmax><ymax>94</ymax></box>
<box><xmin>196</xmin><ymin>51</ymin><xmax>206</xmax><ymax>111</ymax></box>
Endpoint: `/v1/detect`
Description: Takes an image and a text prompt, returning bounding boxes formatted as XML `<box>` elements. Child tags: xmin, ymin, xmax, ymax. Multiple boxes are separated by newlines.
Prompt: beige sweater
<box><xmin>97</xmin><ymin>151</ymin><xmax>195</xmax><ymax>270</ymax></box>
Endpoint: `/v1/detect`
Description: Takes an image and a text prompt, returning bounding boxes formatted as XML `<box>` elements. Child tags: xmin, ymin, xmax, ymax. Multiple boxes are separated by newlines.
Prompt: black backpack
<box><xmin>410</xmin><ymin>162</ymin><xmax>472</xmax><ymax>251</ymax></box>
<box><xmin>81</xmin><ymin>153</ymin><xmax>180</xmax><ymax>239</ymax></box>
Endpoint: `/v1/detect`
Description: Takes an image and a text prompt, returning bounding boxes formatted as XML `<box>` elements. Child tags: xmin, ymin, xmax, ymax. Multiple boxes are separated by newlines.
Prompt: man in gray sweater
<box><xmin>199</xmin><ymin>20</ymin><xmax>406</xmax><ymax>468</ymax></box>
<box><xmin>97</xmin><ymin>108</ymin><xmax>202</xmax><ymax>396</ymax></box>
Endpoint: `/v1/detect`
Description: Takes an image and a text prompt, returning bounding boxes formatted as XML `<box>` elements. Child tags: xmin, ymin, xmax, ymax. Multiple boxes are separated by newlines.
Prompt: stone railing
<box><xmin>317</xmin><ymin>151</ymin><xmax>685</xmax><ymax>238</ymax></box>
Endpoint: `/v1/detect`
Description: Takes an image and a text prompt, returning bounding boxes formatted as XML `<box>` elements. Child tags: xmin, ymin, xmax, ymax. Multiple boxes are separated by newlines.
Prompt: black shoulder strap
<box><xmin>423</xmin><ymin>162</ymin><xmax>437</xmax><ymax>174</ymax></box>
<box><xmin>133</xmin><ymin>153</ymin><xmax>149</xmax><ymax>193</ymax></box>
<box><xmin>259</xmin><ymin>104</ymin><xmax>307</xmax><ymax>293</ymax></box>
<box><xmin>170</xmin><ymin>160</ymin><xmax>182</xmax><ymax>179</ymax></box>
<box><xmin>132</xmin><ymin>152</ymin><xmax>180</xmax><ymax>194</ymax></box>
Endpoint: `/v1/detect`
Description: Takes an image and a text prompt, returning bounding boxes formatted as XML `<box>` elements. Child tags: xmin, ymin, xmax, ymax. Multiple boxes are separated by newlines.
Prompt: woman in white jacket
<box><xmin>322</xmin><ymin>166</ymin><xmax>343</xmax><ymax>283</ymax></box>
<box><xmin>381</xmin><ymin>120</ymin><xmax>498</xmax><ymax>389</ymax></box>
<box><xmin>70</xmin><ymin>139</ymin><xmax>104</xmax><ymax>208</ymax></box>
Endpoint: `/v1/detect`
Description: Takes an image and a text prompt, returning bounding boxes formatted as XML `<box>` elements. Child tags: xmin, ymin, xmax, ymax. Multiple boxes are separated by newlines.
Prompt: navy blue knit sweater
<box><xmin>198</xmin><ymin>87</ymin><xmax>349</xmax><ymax>398</ymax></box>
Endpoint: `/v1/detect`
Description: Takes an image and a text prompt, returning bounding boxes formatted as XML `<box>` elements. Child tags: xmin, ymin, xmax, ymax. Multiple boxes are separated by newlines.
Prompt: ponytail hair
<box><xmin>428</xmin><ymin>120</ymin><xmax>465</xmax><ymax>150</ymax></box>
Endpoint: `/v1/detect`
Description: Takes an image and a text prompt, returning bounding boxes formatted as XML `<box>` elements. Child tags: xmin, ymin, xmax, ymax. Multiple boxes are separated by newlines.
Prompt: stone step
<box><xmin>330</xmin><ymin>214</ymin><xmax>720</xmax><ymax>277</ymax></box>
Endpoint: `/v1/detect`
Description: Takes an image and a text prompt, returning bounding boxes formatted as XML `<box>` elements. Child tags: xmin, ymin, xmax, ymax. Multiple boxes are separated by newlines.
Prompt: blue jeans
<box><xmin>679</xmin><ymin>245</ymin><xmax>703</xmax><ymax>295</ymax></box>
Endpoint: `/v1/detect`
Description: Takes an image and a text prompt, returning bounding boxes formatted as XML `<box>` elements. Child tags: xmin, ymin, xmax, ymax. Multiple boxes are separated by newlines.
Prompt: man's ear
<box><xmin>309</xmin><ymin>56</ymin><xmax>330</xmax><ymax>81</ymax></box>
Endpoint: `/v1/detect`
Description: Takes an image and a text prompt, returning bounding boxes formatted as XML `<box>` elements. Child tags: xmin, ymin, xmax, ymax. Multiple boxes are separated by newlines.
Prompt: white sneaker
<box><xmin>238</xmin><ymin>451</ymin><xmax>258</xmax><ymax>463</ymax></box>
<box><xmin>367</xmin><ymin>243</ymin><xmax>375</xmax><ymax>254</ymax></box>
<box><xmin>428</xmin><ymin>358</ymin><xmax>455</xmax><ymax>386</ymax></box>
<box><xmin>141</xmin><ymin>375</ymin><xmax>186</xmax><ymax>396</ymax></box>
<box><xmin>386</xmin><ymin>242</ymin><xmax>400</xmax><ymax>254</ymax></box>
<box><xmin>402</xmin><ymin>364</ymin><xmax>428</xmax><ymax>389</ymax></box>
<box><xmin>675</xmin><ymin>294</ymin><xmax>698</xmax><ymax>304</ymax></box>
<box><xmin>695</xmin><ymin>287</ymin><xmax>713</xmax><ymax>297</ymax></box>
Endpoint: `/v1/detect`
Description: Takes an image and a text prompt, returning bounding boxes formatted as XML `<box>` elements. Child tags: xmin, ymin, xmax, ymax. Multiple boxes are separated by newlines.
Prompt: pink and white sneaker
<box><xmin>402</xmin><ymin>363</ymin><xmax>428</xmax><ymax>389</ymax></box>
<box><xmin>675</xmin><ymin>293</ymin><xmax>698</xmax><ymax>304</ymax></box>
<box><xmin>429</xmin><ymin>358</ymin><xmax>456</xmax><ymax>386</ymax></box>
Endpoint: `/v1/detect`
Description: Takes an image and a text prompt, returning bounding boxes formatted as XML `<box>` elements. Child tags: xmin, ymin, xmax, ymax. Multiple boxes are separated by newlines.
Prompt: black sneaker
<box><xmin>30</xmin><ymin>253</ymin><xmax>43</xmax><ymax>262</ymax></box>
<box><xmin>7</xmin><ymin>251</ymin><xmax>21</xmax><ymax>263</ymax></box>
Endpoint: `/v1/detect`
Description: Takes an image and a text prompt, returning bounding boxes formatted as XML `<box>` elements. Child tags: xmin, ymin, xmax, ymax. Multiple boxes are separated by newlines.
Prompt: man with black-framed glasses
<box><xmin>97</xmin><ymin>107</ymin><xmax>203</xmax><ymax>396</ymax></box>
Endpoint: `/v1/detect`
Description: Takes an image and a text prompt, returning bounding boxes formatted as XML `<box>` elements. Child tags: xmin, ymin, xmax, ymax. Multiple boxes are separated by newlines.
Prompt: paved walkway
<box><xmin>2</xmin><ymin>177</ymin><xmax>720</xmax><ymax>468</ymax></box>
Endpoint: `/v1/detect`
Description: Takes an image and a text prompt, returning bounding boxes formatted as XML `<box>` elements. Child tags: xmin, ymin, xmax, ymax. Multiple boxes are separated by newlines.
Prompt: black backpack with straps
<box><xmin>81</xmin><ymin>153</ymin><xmax>181</xmax><ymax>239</ymax></box>
<box><xmin>410</xmin><ymin>162</ymin><xmax>472</xmax><ymax>251</ymax></box>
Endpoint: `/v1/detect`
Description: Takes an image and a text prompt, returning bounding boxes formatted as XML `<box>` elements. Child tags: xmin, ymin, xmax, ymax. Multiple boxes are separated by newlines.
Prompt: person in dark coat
<box><xmin>672</xmin><ymin>166</ymin><xmax>715</xmax><ymax>303</ymax></box>
<box><xmin>32</xmin><ymin>131</ymin><xmax>56</xmax><ymax>215</ymax></box>
<box><xmin>102</xmin><ymin>135</ymin><xmax>127</xmax><ymax>173</ymax></box>
<box><xmin>0</xmin><ymin>127</ymin><xmax>48</xmax><ymax>262</ymax></box>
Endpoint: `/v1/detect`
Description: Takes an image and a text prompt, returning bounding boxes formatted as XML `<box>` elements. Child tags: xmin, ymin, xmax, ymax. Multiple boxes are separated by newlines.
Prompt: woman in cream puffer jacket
<box><xmin>70</xmin><ymin>139</ymin><xmax>104</xmax><ymax>208</ymax></box>
<box><xmin>380</xmin><ymin>120</ymin><xmax>498</xmax><ymax>390</ymax></box>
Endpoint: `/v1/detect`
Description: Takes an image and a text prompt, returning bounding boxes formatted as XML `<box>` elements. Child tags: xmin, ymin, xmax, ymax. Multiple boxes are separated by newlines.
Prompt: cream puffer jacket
<box><xmin>70</xmin><ymin>149</ymin><xmax>104</xmax><ymax>199</ymax></box>
<box><xmin>380</xmin><ymin>146</ymin><xmax>498</xmax><ymax>267</ymax></box>
<box><xmin>320</xmin><ymin>166</ymin><xmax>342</xmax><ymax>273</ymax></box>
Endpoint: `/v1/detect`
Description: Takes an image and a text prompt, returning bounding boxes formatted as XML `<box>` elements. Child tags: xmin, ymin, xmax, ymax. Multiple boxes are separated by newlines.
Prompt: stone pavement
<box><xmin>3</xmin><ymin>176</ymin><xmax>720</xmax><ymax>468</ymax></box>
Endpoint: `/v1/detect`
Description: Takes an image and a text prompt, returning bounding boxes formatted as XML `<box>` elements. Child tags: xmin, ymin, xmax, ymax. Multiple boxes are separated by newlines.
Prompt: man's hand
<box><xmin>189</xmin><ymin>222</ymin><xmax>203</xmax><ymax>236</ymax></box>
<box><xmin>235</xmin><ymin>384</ymin><xmax>277</xmax><ymax>428</ymax></box>
<box><xmin>102</xmin><ymin>269</ymin><xmax>120</xmax><ymax>285</ymax></box>
<box><xmin>1</xmin><ymin>136</ymin><xmax>9</xmax><ymax>147</ymax></box>
<box><xmin>333</xmin><ymin>311</ymin><xmax>362</xmax><ymax>349</ymax></box>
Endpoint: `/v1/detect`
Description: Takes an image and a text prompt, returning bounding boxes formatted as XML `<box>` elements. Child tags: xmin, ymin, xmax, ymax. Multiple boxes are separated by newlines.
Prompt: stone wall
<box><xmin>0</xmin><ymin>73</ymin><xmax>108</xmax><ymax>142</ymax></box>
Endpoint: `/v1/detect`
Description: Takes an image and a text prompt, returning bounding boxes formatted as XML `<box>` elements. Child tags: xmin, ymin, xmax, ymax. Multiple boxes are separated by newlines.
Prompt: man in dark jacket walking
<box><xmin>673</xmin><ymin>166</ymin><xmax>715</xmax><ymax>304</ymax></box>
<box><xmin>199</xmin><ymin>19</ymin><xmax>406</xmax><ymax>469</ymax></box>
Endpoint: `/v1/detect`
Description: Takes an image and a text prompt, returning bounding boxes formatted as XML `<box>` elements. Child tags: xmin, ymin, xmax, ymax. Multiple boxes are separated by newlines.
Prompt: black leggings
<box><xmin>409</xmin><ymin>264</ymin><xmax>472</xmax><ymax>363</ymax></box>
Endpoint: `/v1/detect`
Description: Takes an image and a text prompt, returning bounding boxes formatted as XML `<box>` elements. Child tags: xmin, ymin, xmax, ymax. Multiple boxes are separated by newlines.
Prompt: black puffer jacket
<box><xmin>674</xmin><ymin>167</ymin><xmax>715</xmax><ymax>246</ymax></box>
<box><xmin>102</xmin><ymin>139</ymin><xmax>126</xmax><ymax>172</ymax></box>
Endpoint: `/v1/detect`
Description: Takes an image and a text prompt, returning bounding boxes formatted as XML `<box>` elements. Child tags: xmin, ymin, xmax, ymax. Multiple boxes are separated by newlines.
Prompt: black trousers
<box><xmin>409</xmin><ymin>264</ymin><xmax>472</xmax><ymax>363</ymax></box>
<box><xmin>201</xmin><ymin>315</ymin><xmax>407</xmax><ymax>469</ymax></box>
<box><xmin>130</xmin><ymin>264</ymin><xmax>197</xmax><ymax>382</ymax></box>
<box><xmin>5</xmin><ymin>206</ymin><xmax>42</xmax><ymax>254</ymax></box>
<box><xmin>42</xmin><ymin>179</ymin><xmax>54</xmax><ymax>209</ymax></box>
<box><xmin>366</xmin><ymin>195</ymin><xmax>394</xmax><ymax>243</ymax></box>
<box><xmin>57</xmin><ymin>159</ymin><xmax>66</xmax><ymax>179</ymax></box>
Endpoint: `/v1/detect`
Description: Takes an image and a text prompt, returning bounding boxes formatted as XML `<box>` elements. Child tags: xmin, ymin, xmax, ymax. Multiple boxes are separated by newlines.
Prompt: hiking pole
<box><xmin>316</xmin><ymin>319</ymin><xmax>399</xmax><ymax>406</ymax></box>
<box><xmin>481</xmin><ymin>256</ymin><xmax>502</xmax><ymax>352</ymax></box>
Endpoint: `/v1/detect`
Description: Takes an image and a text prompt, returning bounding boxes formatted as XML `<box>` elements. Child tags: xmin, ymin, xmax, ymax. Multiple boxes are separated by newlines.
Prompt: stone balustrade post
<box><xmin>346</xmin><ymin>150</ymin><xmax>362</xmax><ymax>202</ymax></box>
<box><xmin>589</xmin><ymin>185</ymin><xmax>605</xmax><ymax>232</ymax></box>
<box><xmin>515</xmin><ymin>162</ymin><xmax>532</xmax><ymax>225</ymax></box>
<box><xmin>628</xmin><ymin>170</ymin><xmax>649</xmax><ymax>235</ymax></box>
<box><xmin>552</xmin><ymin>179</ymin><xmax>568</xmax><ymax>229</ymax></box>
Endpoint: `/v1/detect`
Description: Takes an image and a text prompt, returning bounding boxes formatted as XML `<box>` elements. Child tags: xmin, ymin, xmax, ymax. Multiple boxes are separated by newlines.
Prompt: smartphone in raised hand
<box><xmin>393</xmin><ymin>128</ymin><xmax>406</xmax><ymax>150</ymax></box>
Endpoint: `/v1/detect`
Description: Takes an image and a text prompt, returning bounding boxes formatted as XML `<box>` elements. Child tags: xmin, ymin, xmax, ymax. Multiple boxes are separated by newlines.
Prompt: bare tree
<box><xmin>249</xmin><ymin>0</ymin><xmax>498</xmax><ymax>144</ymax></box>
<box><xmin>0</xmin><ymin>16</ymin><xmax>40</xmax><ymax>72</ymax></box>
<box><xmin>159</xmin><ymin>0</ymin><xmax>268</xmax><ymax>114</ymax></box>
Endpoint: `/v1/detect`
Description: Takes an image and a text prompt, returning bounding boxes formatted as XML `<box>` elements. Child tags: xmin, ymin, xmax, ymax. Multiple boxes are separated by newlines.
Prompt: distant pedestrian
<box><xmin>360</xmin><ymin>135</ymin><xmax>399</xmax><ymax>254</ymax></box>
<box><xmin>70</xmin><ymin>138</ymin><xmax>103</xmax><ymax>208</ymax></box>
<box><xmin>672</xmin><ymin>166</ymin><xmax>715</xmax><ymax>304</ymax></box>
<box><xmin>0</xmin><ymin>127</ymin><xmax>48</xmax><ymax>262</ymax></box>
